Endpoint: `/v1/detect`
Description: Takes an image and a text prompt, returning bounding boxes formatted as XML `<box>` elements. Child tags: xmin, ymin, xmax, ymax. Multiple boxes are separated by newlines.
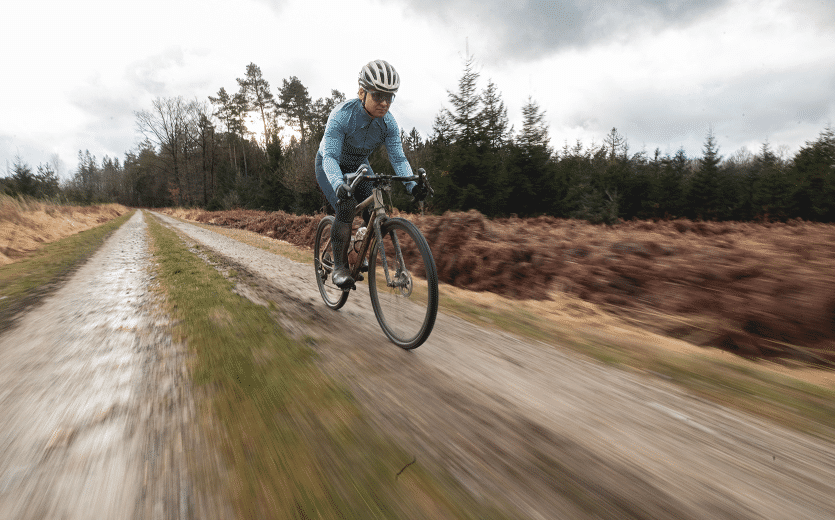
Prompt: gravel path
<box><xmin>0</xmin><ymin>212</ymin><xmax>194</xmax><ymax>520</ymax></box>
<box><xmin>153</xmin><ymin>210</ymin><xmax>835</xmax><ymax>520</ymax></box>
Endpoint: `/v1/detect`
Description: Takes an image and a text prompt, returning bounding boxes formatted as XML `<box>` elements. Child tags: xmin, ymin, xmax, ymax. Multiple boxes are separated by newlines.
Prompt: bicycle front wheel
<box><xmin>368</xmin><ymin>218</ymin><xmax>438</xmax><ymax>349</ymax></box>
<box><xmin>314</xmin><ymin>216</ymin><xmax>349</xmax><ymax>310</ymax></box>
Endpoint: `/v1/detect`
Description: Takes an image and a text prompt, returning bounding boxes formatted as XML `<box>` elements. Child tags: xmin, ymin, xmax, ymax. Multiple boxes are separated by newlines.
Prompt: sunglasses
<box><xmin>369</xmin><ymin>91</ymin><xmax>395</xmax><ymax>104</ymax></box>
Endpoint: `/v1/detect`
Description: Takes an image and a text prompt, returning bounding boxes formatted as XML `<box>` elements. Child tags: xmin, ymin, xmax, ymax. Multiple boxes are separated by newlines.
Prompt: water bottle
<box><xmin>353</xmin><ymin>226</ymin><xmax>367</xmax><ymax>252</ymax></box>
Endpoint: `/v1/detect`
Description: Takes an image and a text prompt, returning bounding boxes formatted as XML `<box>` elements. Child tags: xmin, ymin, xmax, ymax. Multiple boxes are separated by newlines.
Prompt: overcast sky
<box><xmin>2</xmin><ymin>0</ymin><xmax>833</xmax><ymax>179</ymax></box>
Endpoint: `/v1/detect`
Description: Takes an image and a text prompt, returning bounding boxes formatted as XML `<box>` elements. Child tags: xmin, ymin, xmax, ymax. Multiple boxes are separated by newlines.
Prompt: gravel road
<box><xmin>3</xmin><ymin>210</ymin><xmax>835</xmax><ymax>519</ymax></box>
<box><xmin>0</xmin><ymin>212</ymin><xmax>195</xmax><ymax>520</ymax></box>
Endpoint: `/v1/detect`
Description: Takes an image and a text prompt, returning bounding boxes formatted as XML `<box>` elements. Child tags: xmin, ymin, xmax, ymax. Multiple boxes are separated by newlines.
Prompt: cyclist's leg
<box><xmin>353</xmin><ymin>178</ymin><xmax>373</xmax><ymax>224</ymax></box>
<box><xmin>315</xmin><ymin>154</ymin><xmax>339</xmax><ymax>211</ymax></box>
<box><xmin>350</xmin><ymin>179</ymin><xmax>373</xmax><ymax>276</ymax></box>
<box><xmin>316</xmin><ymin>158</ymin><xmax>356</xmax><ymax>288</ymax></box>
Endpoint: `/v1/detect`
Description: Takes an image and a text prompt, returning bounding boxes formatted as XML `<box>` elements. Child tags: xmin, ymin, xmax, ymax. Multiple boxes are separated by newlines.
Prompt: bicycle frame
<box><xmin>320</xmin><ymin>165</ymin><xmax>429</xmax><ymax>291</ymax></box>
<box><xmin>348</xmin><ymin>177</ymin><xmax>407</xmax><ymax>290</ymax></box>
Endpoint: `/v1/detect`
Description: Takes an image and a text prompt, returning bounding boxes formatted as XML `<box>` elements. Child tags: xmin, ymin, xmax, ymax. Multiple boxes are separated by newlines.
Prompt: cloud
<box><xmin>250</xmin><ymin>0</ymin><xmax>290</xmax><ymax>10</ymax></box>
<box><xmin>397</xmin><ymin>0</ymin><xmax>729</xmax><ymax>62</ymax></box>
<box><xmin>1</xmin><ymin>133</ymin><xmax>73</xmax><ymax>180</ymax></box>
<box><xmin>125</xmin><ymin>47</ymin><xmax>187</xmax><ymax>97</ymax></box>
<box><xmin>790</xmin><ymin>0</ymin><xmax>835</xmax><ymax>30</ymax></box>
<box><xmin>558</xmin><ymin>58</ymin><xmax>835</xmax><ymax>157</ymax></box>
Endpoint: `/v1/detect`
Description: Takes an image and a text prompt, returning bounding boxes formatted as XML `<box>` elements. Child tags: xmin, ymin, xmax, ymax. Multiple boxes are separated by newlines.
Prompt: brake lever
<box><xmin>417</xmin><ymin>168</ymin><xmax>434</xmax><ymax>197</ymax></box>
<box><xmin>345</xmin><ymin>166</ymin><xmax>369</xmax><ymax>197</ymax></box>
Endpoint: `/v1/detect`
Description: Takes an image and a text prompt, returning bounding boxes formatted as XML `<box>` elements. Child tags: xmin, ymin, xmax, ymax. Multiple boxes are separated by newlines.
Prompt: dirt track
<box><xmin>0</xmin><ymin>212</ymin><xmax>194</xmax><ymax>519</ymax></box>
<box><xmin>2</xmin><ymin>210</ymin><xmax>835</xmax><ymax>519</ymax></box>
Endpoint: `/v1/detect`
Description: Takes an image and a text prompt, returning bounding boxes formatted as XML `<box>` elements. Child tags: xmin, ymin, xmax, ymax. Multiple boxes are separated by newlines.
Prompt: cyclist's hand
<box><xmin>411</xmin><ymin>184</ymin><xmax>428</xmax><ymax>202</ymax></box>
<box><xmin>336</xmin><ymin>182</ymin><xmax>350</xmax><ymax>200</ymax></box>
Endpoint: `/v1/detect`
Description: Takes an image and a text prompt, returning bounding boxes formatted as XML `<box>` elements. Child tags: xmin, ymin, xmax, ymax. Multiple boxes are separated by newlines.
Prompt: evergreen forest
<box><xmin>3</xmin><ymin>59</ymin><xmax>834</xmax><ymax>224</ymax></box>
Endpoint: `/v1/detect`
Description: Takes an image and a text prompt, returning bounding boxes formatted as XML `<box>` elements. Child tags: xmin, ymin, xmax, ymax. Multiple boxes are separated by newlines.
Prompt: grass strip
<box><xmin>0</xmin><ymin>209</ymin><xmax>136</xmax><ymax>330</ymax></box>
<box><xmin>145</xmin><ymin>211</ymin><xmax>512</xmax><ymax>520</ymax></box>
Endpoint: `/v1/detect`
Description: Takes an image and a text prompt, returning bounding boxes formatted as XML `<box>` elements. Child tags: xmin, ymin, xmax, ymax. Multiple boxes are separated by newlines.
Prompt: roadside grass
<box><xmin>156</xmin><ymin>212</ymin><xmax>835</xmax><ymax>442</ymax></box>
<box><xmin>145</xmin><ymin>211</ymin><xmax>512</xmax><ymax>520</ymax></box>
<box><xmin>0</xmin><ymin>209</ymin><xmax>135</xmax><ymax>329</ymax></box>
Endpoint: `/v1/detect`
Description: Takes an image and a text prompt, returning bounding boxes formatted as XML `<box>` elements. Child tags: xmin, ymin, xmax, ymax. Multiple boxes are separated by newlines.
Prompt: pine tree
<box><xmin>655</xmin><ymin>148</ymin><xmax>688</xmax><ymax>218</ymax></box>
<box><xmin>790</xmin><ymin>125</ymin><xmax>835</xmax><ymax>221</ymax></box>
<box><xmin>518</xmin><ymin>97</ymin><xmax>550</xmax><ymax>153</ymax></box>
<box><xmin>310</xmin><ymin>89</ymin><xmax>346</xmax><ymax>139</ymax></box>
<box><xmin>11</xmin><ymin>155</ymin><xmax>36</xmax><ymax>197</ymax></box>
<box><xmin>428</xmin><ymin>54</ymin><xmax>489</xmax><ymax>213</ymax></box>
<box><xmin>603</xmin><ymin>127</ymin><xmax>626</xmax><ymax>162</ymax></box>
<box><xmin>237</xmin><ymin>63</ymin><xmax>276</xmax><ymax>147</ymax></box>
<box><xmin>71</xmin><ymin>150</ymin><xmax>101</xmax><ymax>203</ymax></box>
<box><xmin>724</xmin><ymin>146</ymin><xmax>755</xmax><ymax>220</ymax></box>
<box><xmin>430</xmin><ymin>110</ymin><xmax>455</xmax><ymax>147</ymax></box>
<box><xmin>505</xmin><ymin>97</ymin><xmax>555</xmax><ymax>215</ymax></box>
<box><xmin>750</xmin><ymin>141</ymin><xmax>791</xmax><ymax>219</ymax></box>
<box><xmin>195</xmin><ymin>110</ymin><xmax>217</xmax><ymax>205</ymax></box>
<box><xmin>209</xmin><ymin>88</ymin><xmax>248</xmax><ymax>176</ymax></box>
<box><xmin>688</xmin><ymin>128</ymin><xmax>724</xmax><ymax>219</ymax></box>
<box><xmin>446</xmin><ymin>54</ymin><xmax>482</xmax><ymax>146</ymax></box>
<box><xmin>35</xmin><ymin>162</ymin><xmax>60</xmax><ymax>198</ymax></box>
<box><xmin>480</xmin><ymin>80</ymin><xmax>511</xmax><ymax>149</ymax></box>
<box><xmin>277</xmin><ymin>76</ymin><xmax>313</xmax><ymax>146</ymax></box>
<box><xmin>561</xmin><ymin>140</ymin><xmax>620</xmax><ymax>224</ymax></box>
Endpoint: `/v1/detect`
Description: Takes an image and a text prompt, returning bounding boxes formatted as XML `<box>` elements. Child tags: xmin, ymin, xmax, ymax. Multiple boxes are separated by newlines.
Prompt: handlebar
<box><xmin>343</xmin><ymin>165</ymin><xmax>433</xmax><ymax>198</ymax></box>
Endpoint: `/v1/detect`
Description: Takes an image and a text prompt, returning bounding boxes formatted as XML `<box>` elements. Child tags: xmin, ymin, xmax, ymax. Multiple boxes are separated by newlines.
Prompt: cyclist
<box><xmin>316</xmin><ymin>59</ymin><xmax>427</xmax><ymax>289</ymax></box>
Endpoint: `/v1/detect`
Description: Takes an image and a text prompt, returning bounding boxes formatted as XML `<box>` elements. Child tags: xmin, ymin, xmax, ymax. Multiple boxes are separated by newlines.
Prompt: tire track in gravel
<box><xmin>154</xmin><ymin>211</ymin><xmax>835</xmax><ymax>519</ymax></box>
<box><xmin>0</xmin><ymin>211</ymin><xmax>205</xmax><ymax>520</ymax></box>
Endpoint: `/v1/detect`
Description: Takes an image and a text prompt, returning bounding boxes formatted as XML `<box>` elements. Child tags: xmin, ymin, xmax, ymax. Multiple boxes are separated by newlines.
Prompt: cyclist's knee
<box><xmin>336</xmin><ymin>198</ymin><xmax>356</xmax><ymax>223</ymax></box>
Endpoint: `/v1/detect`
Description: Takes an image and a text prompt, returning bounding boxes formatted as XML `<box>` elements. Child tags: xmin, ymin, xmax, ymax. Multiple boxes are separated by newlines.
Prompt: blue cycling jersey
<box><xmin>316</xmin><ymin>97</ymin><xmax>415</xmax><ymax>194</ymax></box>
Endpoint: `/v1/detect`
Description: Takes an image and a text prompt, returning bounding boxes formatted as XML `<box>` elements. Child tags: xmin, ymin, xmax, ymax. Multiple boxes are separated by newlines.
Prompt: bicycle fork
<box><xmin>372</xmin><ymin>219</ymin><xmax>410</xmax><ymax>294</ymax></box>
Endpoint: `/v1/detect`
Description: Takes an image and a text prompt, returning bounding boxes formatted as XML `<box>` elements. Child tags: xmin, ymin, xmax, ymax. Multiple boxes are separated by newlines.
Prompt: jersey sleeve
<box><xmin>383</xmin><ymin>115</ymin><xmax>417</xmax><ymax>193</ymax></box>
<box><xmin>320</xmin><ymin>110</ymin><xmax>347</xmax><ymax>191</ymax></box>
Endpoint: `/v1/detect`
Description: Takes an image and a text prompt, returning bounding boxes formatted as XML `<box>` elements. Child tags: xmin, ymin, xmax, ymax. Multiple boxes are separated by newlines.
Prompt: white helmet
<box><xmin>358</xmin><ymin>60</ymin><xmax>400</xmax><ymax>94</ymax></box>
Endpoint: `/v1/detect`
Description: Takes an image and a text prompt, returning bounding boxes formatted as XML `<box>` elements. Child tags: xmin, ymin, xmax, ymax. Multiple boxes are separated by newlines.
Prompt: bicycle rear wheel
<box><xmin>314</xmin><ymin>216</ymin><xmax>350</xmax><ymax>310</ymax></box>
<box><xmin>368</xmin><ymin>218</ymin><xmax>438</xmax><ymax>349</ymax></box>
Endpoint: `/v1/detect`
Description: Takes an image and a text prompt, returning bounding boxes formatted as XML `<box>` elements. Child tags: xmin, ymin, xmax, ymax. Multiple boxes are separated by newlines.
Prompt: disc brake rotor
<box><xmin>394</xmin><ymin>269</ymin><xmax>413</xmax><ymax>297</ymax></box>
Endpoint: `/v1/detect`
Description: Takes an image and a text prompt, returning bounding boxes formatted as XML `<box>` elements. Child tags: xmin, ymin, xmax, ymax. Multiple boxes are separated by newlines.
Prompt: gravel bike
<box><xmin>314</xmin><ymin>166</ymin><xmax>438</xmax><ymax>349</ymax></box>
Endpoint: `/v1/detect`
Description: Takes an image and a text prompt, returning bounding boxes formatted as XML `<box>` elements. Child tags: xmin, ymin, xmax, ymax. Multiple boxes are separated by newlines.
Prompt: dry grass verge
<box><xmin>0</xmin><ymin>195</ymin><xmax>129</xmax><ymax>265</ymax></box>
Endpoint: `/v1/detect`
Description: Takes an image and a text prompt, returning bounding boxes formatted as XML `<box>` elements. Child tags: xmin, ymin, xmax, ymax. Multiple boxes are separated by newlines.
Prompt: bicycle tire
<box><xmin>314</xmin><ymin>216</ymin><xmax>350</xmax><ymax>310</ymax></box>
<box><xmin>368</xmin><ymin>218</ymin><xmax>438</xmax><ymax>349</ymax></box>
